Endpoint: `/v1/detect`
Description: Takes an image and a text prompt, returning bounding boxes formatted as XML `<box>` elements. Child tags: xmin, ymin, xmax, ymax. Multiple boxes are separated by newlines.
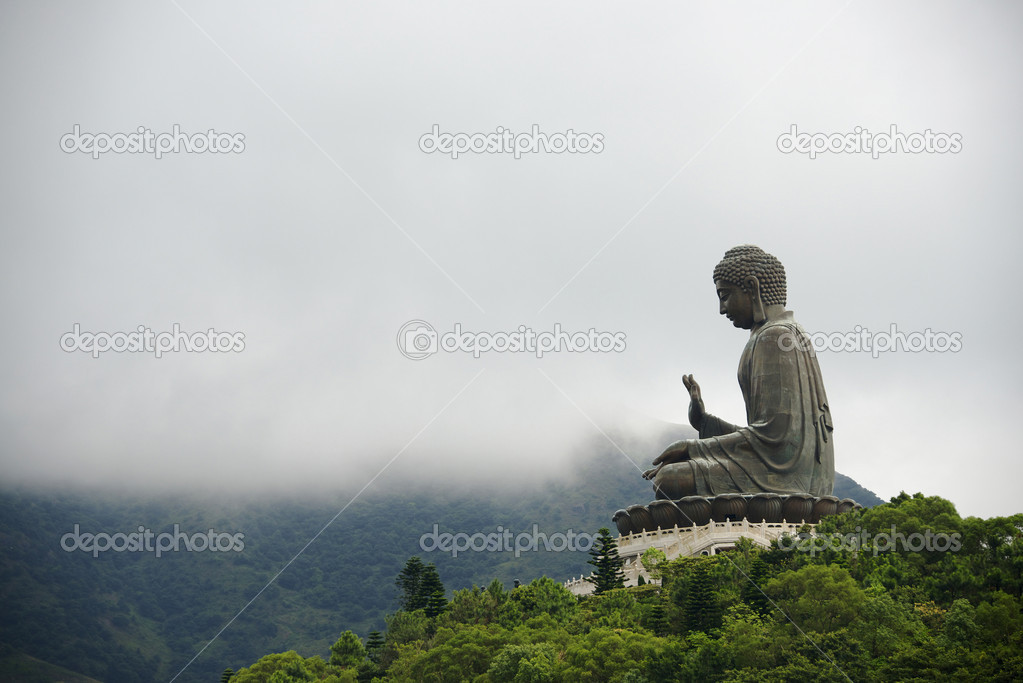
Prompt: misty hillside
<box><xmin>0</xmin><ymin>425</ymin><xmax>881</xmax><ymax>682</ymax></box>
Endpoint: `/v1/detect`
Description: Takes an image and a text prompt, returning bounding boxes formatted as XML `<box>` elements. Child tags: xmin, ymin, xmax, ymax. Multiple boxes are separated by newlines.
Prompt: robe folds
<box><xmin>655</xmin><ymin>311</ymin><xmax>834</xmax><ymax>497</ymax></box>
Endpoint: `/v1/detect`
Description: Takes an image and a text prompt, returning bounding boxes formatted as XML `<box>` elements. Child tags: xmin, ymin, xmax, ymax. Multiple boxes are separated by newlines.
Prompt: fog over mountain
<box><xmin>1</xmin><ymin>2</ymin><xmax>1021</xmax><ymax>518</ymax></box>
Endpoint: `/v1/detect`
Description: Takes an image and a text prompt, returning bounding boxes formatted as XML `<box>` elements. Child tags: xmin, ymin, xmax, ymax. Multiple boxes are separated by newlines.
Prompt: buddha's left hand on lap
<box><xmin>644</xmin><ymin>440</ymin><xmax>691</xmax><ymax>479</ymax></box>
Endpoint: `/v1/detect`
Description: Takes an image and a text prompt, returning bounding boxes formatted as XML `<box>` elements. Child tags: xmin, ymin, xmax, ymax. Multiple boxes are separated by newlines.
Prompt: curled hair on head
<box><xmin>712</xmin><ymin>245</ymin><xmax>787</xmax><ymax>306</ymax></box>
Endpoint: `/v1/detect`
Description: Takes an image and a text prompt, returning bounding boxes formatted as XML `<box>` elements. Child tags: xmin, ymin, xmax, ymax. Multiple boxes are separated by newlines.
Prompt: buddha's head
<box><xmin>712</xmin><ymin>245</ymin><xmax>787</xmax><ymax>328</ymax></box>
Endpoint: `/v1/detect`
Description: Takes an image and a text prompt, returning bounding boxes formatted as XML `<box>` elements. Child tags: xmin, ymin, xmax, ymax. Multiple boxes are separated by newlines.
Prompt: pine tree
<box><xmin>395</xmin><ymin>556</ymin><xmax>428</xmax><ymax>612</ymax></box>
<box><xmin>486</xmin><ymin>578</ymin><xmax>507</xmax><ymax>605</ymax></box>
<box><xmin>365</xmin><ymin>630</ymin><xmax>385</xmax><ymax>663</ymax></box>
<box><xmin>742</xmin><ymin>555</ymin><xmax>772</xmax><ymax>615</ymax></box>
<box><xmin>220</xmin><ymin>668</ymin><xmax>234</xmax><ymax>682</ymax></box>
<box><xmin>647</xmin><ymin>601</ymin><xmax>670</xmax><ymax>636</ymax></box>
<box><xmin>586</xmin><ymin>527</ymin><xmax>626</xmax><ymax>594</ymax></box>
<box><xmin>683</xmin><ymin>559</ymin><xmax>717</xmax><ymax>633</ymax></box>
<box><xmin>421</xmin><ymin>563</ymin><xmax>447</xmax><ymax>617</ymax></box>
<box><xmin>426</xmin><ymin>588</ymin><xmax>447</xmax><ymax>618</ymax></box>
<box><xmin>329</xmin><ymin>630</ymin><xmax>367</xmax><ymax>668</ymax></box>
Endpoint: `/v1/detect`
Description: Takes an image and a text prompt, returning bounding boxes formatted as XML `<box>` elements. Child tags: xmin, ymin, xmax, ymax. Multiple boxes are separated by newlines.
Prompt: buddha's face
<box><xmin>715</xmin><ymin>279</ymin><xmax>754</xmax><ymax>329</ymax></box>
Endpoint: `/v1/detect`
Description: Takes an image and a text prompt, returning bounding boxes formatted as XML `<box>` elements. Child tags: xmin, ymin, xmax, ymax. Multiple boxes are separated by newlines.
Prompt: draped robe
<box><xmin>654</xmin><ymin>311</ymin><xmax>834</xmax><ymax>498</ymax></box>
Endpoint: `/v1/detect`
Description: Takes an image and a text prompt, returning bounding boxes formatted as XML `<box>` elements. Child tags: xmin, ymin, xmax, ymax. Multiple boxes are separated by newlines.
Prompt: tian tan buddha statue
<box><xmin>643</xmin><ymin>245</ymin><xmax>834</xmax><ymax>499</ymax></box>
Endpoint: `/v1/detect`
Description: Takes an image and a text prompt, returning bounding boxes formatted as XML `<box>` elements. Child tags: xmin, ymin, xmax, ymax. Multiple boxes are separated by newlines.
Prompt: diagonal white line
<box><xmin>536</xmin><ymin>368</ymin><xmax>694</xmax><ymax>511</ymax></box>
<box><xmin>537</xmin><ymin>368</ymin><xmax>851</xmax><ymax>681</ymax></box>
<box><xmin>168</xmin><ymin>0</ymin><xmax>485</xmax><ymax>313</ymax></box>
<box><xmin>536</xmin><ymin>369</ymin><xmax>655</xmax><ymax>481</ymax></box>
<box><xmin>537</xmin><ymin>0</ymin><xmax>857</xmax><ymax>314</ymax></box>
<box><xmin>727</xmin><ymin>561</ymin><xmax>854</xmax><ymax>682</ymax></box>
<box><xmin>168</xmin><ymin>368</ymin><xmax>486</xmax><ymax>682</ymax></box>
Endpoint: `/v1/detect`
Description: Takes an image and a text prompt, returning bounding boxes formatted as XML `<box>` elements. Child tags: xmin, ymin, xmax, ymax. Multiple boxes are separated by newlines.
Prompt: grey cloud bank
<box><xmin>0</xmin><ymin>1</ymin><xmax>1020</xmax><ymax>518</ymax></box>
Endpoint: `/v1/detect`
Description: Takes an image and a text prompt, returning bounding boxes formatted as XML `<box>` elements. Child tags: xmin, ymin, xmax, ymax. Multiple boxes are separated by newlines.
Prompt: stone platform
<box><xmin>565</xmin><ymin>518</ymin><xmax>810</xmax><ymax>595</ymax></box>
<box><xmin>563</xmin><ymin>494</ymin><xmax>861</xmax><ymax>596</ymax></box>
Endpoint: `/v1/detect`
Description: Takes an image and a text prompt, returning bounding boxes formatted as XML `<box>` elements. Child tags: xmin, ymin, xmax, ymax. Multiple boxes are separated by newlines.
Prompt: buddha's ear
<box><xmin>746</xmin><ymin>276</ymin><xmax>767</xmax><ymax>324</ymax></box>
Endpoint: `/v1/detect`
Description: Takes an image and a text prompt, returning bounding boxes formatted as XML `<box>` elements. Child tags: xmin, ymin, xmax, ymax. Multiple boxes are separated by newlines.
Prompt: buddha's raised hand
<box><xmin>683</xmin><ymin>374</ymin><xmax>704</xmax><ymax>430</ymax></box>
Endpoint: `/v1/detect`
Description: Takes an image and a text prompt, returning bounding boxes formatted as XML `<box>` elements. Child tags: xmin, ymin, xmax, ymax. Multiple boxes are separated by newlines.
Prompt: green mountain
<box><xmin>233</xmin><ymin>492</ymin><xmax>1023</xmax><ymax>682</ymax></box>
<box><xmin>0</xmin><ymin>426</ymin><xmax>882</xmax><ymax>682</ymax></box>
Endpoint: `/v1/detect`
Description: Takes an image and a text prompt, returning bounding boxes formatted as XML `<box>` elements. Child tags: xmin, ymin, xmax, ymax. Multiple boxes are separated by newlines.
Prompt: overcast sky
<box><xmin>1</xmin><ymin>1</ymin><xmax>1020</xmax><ymax>518</ymax></box>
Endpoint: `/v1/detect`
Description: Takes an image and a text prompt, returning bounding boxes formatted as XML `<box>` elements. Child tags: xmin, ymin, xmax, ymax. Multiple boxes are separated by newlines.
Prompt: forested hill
<box><xmin>834</xmin><ymin>471</ymin><xmax>884</xmax><ymax>507</ymax></box>
<box><xmin>235</xmin><ymin>492</ymin><xmax>1023</xmax><ymax>681</ymax></box>
<box><xmin>0</xmin><ymin>426</ymin><xmax>881</xmax><ymax>682</ymax></box>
